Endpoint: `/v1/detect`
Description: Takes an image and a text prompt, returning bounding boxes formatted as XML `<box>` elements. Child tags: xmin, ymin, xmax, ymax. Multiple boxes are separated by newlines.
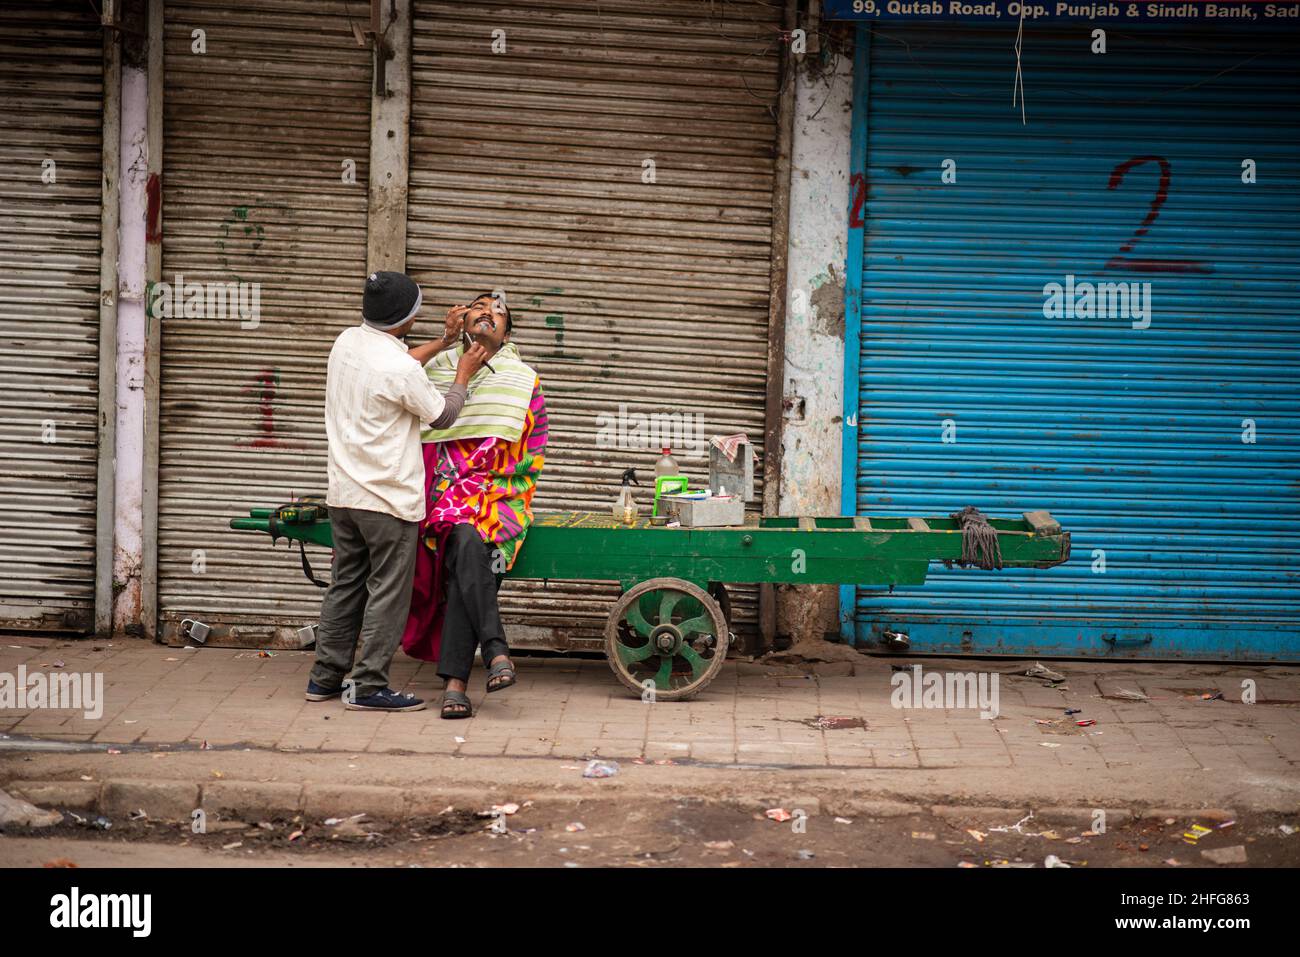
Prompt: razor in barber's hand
<box><xmin>461</xmin><ymin>328</ymin><xmax>495</xmax><ymax>373</ymax></box>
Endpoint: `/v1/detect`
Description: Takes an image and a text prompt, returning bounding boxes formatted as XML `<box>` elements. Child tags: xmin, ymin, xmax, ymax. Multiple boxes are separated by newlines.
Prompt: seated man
<box><xmin>400</xmin><ymin>293</ymin><xmax>547</xmax><ymax>719</ymax></box>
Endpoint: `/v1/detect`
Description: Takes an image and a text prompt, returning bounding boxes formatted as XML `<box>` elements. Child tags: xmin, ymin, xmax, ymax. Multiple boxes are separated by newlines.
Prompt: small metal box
<box><xmin>709</xmin><ymin>442</ymin><xmax>755</xmax><ymax>502</ymax></box>
<box><xmin>662</xmin><ymin>494</ymin><xmax>745</xmax><ymax>528</ymax></box>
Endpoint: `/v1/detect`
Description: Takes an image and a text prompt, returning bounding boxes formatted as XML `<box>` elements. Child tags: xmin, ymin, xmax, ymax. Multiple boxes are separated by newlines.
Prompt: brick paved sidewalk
<box><xmin>2</xmin><ymin>636</ymin><xmax>1298</xmax><ymax>779</ymax></box>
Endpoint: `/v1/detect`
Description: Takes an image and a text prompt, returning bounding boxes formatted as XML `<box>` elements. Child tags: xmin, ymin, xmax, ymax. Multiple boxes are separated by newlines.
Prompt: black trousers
<box><xmin>436</xmin><ymin>523</ymin><xmax>509</xmax><ymax>682</ymax></box>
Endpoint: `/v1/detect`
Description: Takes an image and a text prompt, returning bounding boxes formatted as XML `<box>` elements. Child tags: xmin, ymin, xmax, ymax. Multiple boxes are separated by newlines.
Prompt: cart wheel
<box><xmin>605</xmin><ymin>577</ymin><xmax>728</xmax><ymax>702</ymax></box>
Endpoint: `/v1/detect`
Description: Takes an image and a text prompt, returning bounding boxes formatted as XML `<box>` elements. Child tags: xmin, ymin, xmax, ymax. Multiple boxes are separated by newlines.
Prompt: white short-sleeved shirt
<box><xmin>325</xmin><ymin>323</ymin><xmax>446</xmax><ymax>521</ymax></box>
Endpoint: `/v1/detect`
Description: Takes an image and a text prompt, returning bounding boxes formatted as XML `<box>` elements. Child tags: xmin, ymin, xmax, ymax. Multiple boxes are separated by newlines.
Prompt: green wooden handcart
<box><xmin>231</xmin><ymin>504</ymin><xmax>1070</xmax><ymax>700</ymax></box>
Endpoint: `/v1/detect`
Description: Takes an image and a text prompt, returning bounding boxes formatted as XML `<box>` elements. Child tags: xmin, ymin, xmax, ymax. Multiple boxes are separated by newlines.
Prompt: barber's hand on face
<box><xmin>443</xmin><ymin>305</ymin><xmax>469</xmax><ymax>345</ymax></box>
<box><xmin>454</xmin><ymin>342</ymin><xmax>490</xmax><ymax>384</ymax></box>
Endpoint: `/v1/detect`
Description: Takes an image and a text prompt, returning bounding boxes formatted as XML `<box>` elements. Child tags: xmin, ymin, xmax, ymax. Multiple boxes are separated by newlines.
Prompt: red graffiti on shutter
<box><xmin>849</xmin><ymin>173</ymin><xmax>866</xmax><ymax>228</ymax></box>
<box><xmin>241</xmin><ymin>367</ymin><xmax>302</xmax><ymax>449</ymax></box>
<box><xmin>146</xmin><ymin>173</ymin><xmax>162</xmax><ymax>244</ymax></box>
<box><xmin>1104</xmin><ymin>156</ymin><xmax>1210</xmax><ymax>273</ymax></box>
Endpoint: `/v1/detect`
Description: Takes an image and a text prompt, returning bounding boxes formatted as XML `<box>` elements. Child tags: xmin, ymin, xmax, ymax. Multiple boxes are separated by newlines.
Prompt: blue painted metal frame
<box><xmin>839</xmin><ymin>23</ymin><xmax>869</xmax><ymax>644</ymax></box>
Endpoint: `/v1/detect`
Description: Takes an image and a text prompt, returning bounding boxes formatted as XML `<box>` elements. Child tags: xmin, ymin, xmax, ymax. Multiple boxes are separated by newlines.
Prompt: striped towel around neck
<box><xmin>420</xmin><ymin>341</ymin><xmax>536</xmax><ymax>444</ymax></box>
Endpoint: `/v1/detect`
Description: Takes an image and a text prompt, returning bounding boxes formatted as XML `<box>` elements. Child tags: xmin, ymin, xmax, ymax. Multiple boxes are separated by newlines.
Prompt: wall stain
<box><xmin>809</xmin><ymin>263</ymin><xmax>845</xmax><ymax>338</ymax></box>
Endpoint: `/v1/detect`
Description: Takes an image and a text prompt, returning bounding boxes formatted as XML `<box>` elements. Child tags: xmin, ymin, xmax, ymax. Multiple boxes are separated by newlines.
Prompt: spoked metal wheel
<box><xmin>605</xmin><ymin>577</ymin><xmax>728</xmax><ymax>701</ymax></box>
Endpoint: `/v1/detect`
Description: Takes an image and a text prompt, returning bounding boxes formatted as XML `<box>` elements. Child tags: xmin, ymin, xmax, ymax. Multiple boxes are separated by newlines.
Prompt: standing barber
<box><xmin>307</xmin><ymin>271</ymin><xmax>488</xmax><ymax>711</ymax></box>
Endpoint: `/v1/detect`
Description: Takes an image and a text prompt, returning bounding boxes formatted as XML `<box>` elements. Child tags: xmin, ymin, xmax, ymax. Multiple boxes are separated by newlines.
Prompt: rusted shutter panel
<box><xmin>156</xmin><ymin>0</ymin><xmax>371</xmax><ymax>643</ymax></box>
<box><xmin>407</xmin><ymin>0</ymin><xmax>784</xmax><ymax>649</ymax></box>
<box><xmin>0</xmin><ymin>2</ymin><xmax>103</xmax><ymax>632</ymax></box>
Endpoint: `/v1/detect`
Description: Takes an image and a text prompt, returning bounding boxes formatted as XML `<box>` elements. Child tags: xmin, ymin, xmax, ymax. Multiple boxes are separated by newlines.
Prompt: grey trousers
<box><xmin>310</xmin><ymin>506</ymin><xmax>417</xmax><ymax>698</ymax></box>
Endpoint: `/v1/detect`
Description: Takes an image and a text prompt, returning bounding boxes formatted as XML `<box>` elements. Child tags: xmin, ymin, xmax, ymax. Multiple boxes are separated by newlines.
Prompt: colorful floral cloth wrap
<box><xmin>400</xmin><ymin>341</ymin><xmax>547</xmax><ymax>662</ymax></box>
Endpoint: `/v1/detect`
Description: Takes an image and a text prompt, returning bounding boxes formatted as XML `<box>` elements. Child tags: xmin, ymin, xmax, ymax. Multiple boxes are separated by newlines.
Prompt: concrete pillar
<box><xmin>777</xmin><ymin>41</ymin><xmax>854</xmax><ymax>644</ymax></box>
<box><xmin>367</xmin><ymin>0</ymin><xmax>412</xmax><ymax>273</ymax></box>
<box><xmin>111</xmin><ymin>0</ymin><xmax>149</xmax><ymax>635</ymax></box>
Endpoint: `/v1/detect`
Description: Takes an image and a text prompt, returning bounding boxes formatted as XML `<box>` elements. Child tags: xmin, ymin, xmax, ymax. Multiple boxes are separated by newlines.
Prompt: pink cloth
<box><xmin>400</xmin><ymin>446</ymin><xmax>451</xmax><ymax>662</ymax></box>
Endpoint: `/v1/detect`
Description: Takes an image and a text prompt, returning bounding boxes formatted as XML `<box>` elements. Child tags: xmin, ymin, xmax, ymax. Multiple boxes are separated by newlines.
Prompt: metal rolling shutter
<box><xmin>157</xmin><ymin>0</ymin><xmax>371</xmax><ymax>643</ymax></box>
<box><xmin>408</xmin><ymin>0</ymin><xmax>783</xmax><ymax>649</ymax></box>
<box><xmin>853</xmin><ymin>23</ymin><xmax>1300</xmax><ymax>659</ymax></box>
<box><xmin>0</xmin><ymin>2</ymin><xmax>103</xmax><ymax>632</ymax></box>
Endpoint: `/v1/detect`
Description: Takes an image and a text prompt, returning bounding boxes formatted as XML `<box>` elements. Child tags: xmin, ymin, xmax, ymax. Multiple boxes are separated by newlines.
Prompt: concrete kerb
<box><xmin>202</xmin><ymin>780</ymin><xmax>304</xmax><ymax>820</ymax></box>
<box><xmin>5</xmin><ymin>778</ymin><xmax>649</xmax><ymax>824</ymax></box>
<box><xmin>1</xmin><ymin>775</ymin><xmax>1246</xmax><ymax>829</ymax></box>
<box><xmin>102</xmin><ymin>779</ymin><xmax>199</xmax><ymax>822</ymax></box>
<box><xmin>4</xmin><ymin>780</ymin><xmax>101</xmax><ymax>812</ymax></box>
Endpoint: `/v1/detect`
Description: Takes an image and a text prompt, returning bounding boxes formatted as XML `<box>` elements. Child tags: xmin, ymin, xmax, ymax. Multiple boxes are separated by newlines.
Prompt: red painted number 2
<box><xmin>1104</xmin><ymin>156</ymin><xmax>1211</xmax><ymax>274</ymax></box>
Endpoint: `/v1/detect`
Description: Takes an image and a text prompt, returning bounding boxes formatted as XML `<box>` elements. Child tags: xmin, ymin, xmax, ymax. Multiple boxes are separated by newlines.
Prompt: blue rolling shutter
<box><xmin>851</xmin><ymin>22</ymin><xmax>1300</xmax><ymax>659</ymax></box>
